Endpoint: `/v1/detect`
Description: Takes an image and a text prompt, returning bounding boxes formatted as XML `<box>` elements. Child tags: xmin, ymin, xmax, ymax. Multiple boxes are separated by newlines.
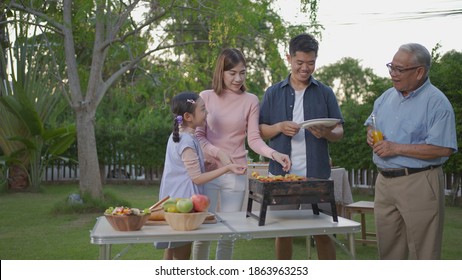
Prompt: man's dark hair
<box><xmin>289</xmin><ymin>33</ymin><xmax>319</xmax><ymax>57</ymax></box>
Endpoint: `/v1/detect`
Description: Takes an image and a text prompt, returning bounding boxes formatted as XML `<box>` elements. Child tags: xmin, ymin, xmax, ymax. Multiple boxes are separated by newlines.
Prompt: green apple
<box><xmin>176</xmin><ymin>198</ymin><xmax>194</xmax><ymax>213</ymax></box>
<box><xmin>162</xmin><ymin>198</ymin><xmax>178</xmax><ymax>212</ymax></box>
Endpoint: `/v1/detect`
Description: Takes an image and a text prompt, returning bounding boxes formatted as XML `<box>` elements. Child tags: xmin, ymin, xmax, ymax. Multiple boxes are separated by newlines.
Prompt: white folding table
<box><xmin>90</xmin><ymin>210</ymin><xmax>360</xmax><ymax>259</ymax></box>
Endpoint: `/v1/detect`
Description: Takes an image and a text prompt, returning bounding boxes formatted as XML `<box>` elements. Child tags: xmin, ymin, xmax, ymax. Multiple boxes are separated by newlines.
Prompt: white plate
<box><xmin>298</xmin><ymin>118</ymin><xmax>340</xmax><ymax>129</ymax></box>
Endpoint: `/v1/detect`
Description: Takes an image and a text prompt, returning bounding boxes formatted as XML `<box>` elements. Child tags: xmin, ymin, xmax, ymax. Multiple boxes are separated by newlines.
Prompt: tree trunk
<box><xmin>8</xmin><ymin>165</ymin><xmax>29</xmax><ymax>191</ymax></box>
<box><xmin>75</xmin><ymin>110</ymin><xmax>103</xmax><ymax>199</ymax></box>
<box><xmin>8</xmin><ymin>164</ymin><xmax>29</xmax><ymax>191</ymax></box>
<box><xmin>99</xmin><ymin>159</ymin><xmax>107</xmax><ymax>185</ymax></box>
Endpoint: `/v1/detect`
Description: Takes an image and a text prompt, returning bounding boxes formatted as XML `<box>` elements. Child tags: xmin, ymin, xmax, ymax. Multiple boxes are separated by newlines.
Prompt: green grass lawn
<box><xmin>0</xmin><ymin>184</ymin><xmax>461</xmax><ymax>260</ymax></box>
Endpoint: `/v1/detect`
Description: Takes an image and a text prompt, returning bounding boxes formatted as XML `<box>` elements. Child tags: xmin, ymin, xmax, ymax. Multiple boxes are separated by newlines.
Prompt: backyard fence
<box><xmin>43</xmin><ymin>160</ymin><xmax>163</xmax><ymax>182</ymax></box>
<box><xmin>41</xmin><ymin>160</ymin><xmax>461</xmax><ymax>196</ymax></box>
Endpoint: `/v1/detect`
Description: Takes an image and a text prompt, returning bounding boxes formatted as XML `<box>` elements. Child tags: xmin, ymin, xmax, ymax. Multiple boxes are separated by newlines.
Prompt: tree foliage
<box><xmin>2</xmin><ymin>0</ymin><xmax>321</xmax><ymax>198</ymax></box>
<box><xmin>0</xmin><ymin>16</ymin><xmax>76</xmax><ymax>191</ymax></box>
<box><xmin>7</xmin><ymin>0</ymin><xmax>459</xmax><ymax>200</ymax></box>
<box><xmin>94</xmin><ymin>0</ymin><xmax>322</xmax><ymax>171</ymax></box>
<box><xmin>430</xmin><ymin>50</ymin><xmax>462</xmax><ymax>175</ymax></box>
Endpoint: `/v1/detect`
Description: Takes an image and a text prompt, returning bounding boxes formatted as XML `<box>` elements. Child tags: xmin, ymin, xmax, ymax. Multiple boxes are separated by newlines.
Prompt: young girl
<box><xmin>157</xmin><ymin>91</ymin><xmax>246</xmax><ymax>260</ymax></box>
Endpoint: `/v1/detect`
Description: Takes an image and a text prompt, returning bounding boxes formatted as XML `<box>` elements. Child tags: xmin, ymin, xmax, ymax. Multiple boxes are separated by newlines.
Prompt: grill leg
<box><xmin>331</xmin><ymin>202</ymin><xmax>338</xmax><ymax>222</ymax></box>
<box><xmin>258</xmin><ymin>202</ymin><xmax>268</xmax><ymax>226</ymax></box>
<box><xmin>311</xmin><ymin>203</ymin><xmax>320</xmax><ymax>215</ymax></box>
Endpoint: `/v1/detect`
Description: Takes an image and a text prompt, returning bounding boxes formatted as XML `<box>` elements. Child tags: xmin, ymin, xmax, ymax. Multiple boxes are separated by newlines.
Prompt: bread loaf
<box><xmin>149</xmin><ymin>209</ymin><xmax>165</xmax><ymax>221</ymax></box>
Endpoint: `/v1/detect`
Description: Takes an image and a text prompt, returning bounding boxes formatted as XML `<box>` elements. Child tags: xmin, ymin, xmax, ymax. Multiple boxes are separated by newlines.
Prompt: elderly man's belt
<box><xmin>378</xmin><ymin>165</ymin><xmax>441</xmax><ymax>178</ymax></box>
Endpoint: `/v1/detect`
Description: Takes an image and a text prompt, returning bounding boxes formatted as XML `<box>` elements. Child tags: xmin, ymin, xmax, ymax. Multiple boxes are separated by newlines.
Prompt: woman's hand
<box><xmin>217</xmin><ymin>150</ymin><xmax>234</xmax><ymax>166</ymax></box>
<box><xmin>272</xmin><ymin>151</ymin><xmax>291</xmax><ymax>172</ymax></box>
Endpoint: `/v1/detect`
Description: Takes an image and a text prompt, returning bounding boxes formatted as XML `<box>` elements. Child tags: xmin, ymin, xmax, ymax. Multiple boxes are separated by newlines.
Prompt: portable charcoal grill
<box><xmin>246</xmin><ymin>178</ymin><xmax>338</xmax><ymax>226</ymax></box>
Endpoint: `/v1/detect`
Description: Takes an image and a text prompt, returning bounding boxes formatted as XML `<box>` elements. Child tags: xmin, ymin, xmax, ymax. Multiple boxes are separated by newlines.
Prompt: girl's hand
<box><xmin>227</xmin><ymin>164</ymin><xmax>247</xmax><ymax>175</ymax></box>
<box><xmin>272</xmin><ymin>152</ymin><xmax>291</xmax><ymax>172</ymax></box>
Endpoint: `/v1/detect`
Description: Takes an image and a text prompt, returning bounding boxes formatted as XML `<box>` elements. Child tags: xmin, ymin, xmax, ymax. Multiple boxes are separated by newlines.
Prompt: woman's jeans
<box><xmin>193</xmin><ymin>173</ymin><xmax>246</xmax><ymax>260</ymax></box>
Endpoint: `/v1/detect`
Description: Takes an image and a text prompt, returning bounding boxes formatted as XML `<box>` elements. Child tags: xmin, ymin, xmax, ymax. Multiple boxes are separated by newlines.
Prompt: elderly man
<box><xmin>365</xmin><ymin>43</ymin><xmax>457</xmax><ymax>259</ymax></box>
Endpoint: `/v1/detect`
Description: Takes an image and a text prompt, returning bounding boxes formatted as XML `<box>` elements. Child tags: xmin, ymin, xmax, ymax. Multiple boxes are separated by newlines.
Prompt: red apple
<box><xmin>191</xmin><ymin>194</ymin><xmax>210</xmax><ymax>212</ymax></box>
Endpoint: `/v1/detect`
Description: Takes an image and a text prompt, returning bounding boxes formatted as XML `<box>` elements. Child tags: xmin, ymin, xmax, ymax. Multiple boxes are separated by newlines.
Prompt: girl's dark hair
<box><xmin>171</xmin><ymin>91</ymin><xmax>199</xmax><ymax>142</ymax></box>
<box><xmin>212</xmin><ymin>48</ymin><xmax>247</xmax><ymax>96</ymax></box>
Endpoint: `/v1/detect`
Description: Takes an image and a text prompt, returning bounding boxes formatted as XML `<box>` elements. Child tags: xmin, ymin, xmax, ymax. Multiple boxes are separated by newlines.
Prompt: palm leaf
<box><xmin>0</xmin><ymin>96</ymin><xmax>44</xmax><ymax>136</ymax></box>
<box><xmin>0</xmin><ymin>19</ymin><xmax>74</xmax><ymax>190</ymax></box>
<box><xmin>43</xmin><ymin>125</ymin><xmax>77</xmax><ymax>155</ymax></box>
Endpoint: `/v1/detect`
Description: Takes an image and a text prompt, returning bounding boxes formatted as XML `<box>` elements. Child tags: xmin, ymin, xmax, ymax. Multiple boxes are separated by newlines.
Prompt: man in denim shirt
<box><xmin>365</xmin><ymin>43</ymin><xmax>457</xmax><ymax>259</ymax></box>
<box><xmin>259</xmin><ymin>33</ymin><xmax>344</xmax><ymax>260</ymax></box>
